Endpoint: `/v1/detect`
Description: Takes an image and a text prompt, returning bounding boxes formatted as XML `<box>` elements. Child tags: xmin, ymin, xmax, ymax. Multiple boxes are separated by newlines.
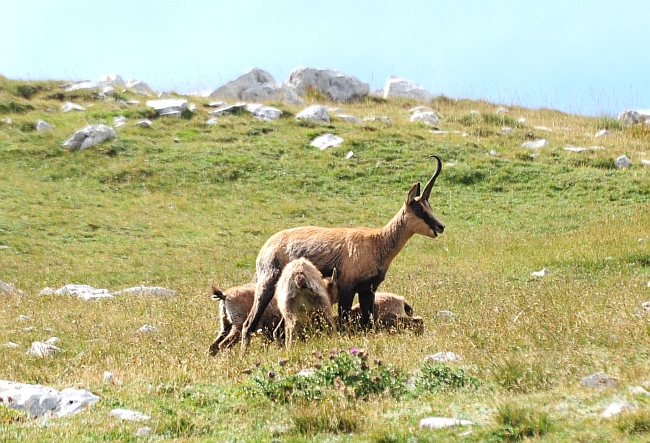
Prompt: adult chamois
<box><xmin>241</xmin><ymin>155</ymin><xmax>445</xmax><ymax>350</ymax></box>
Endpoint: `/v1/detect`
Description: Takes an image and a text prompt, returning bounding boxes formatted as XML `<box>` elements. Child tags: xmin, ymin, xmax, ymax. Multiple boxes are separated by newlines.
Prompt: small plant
<box><xmin>290</xmin><ymin>400</ymin><xmax>359</xmax><ymax>436</ymax></box>
<box><xmin>0</xmin><ymin>405</ymin><xmax>27</xmax><ymax>424</ymax></box>
<box><xmin>413</xmin><ymin>362</ymin><xmax>481</xmax><ymax>393</ymax></box>
<box><xmin>595</xmin><ymin>115</ymin><xmax>625</xmax><ymax>131</ymax></box>
<box><xmin>616</xmin><ymin>409</ymin><xmax>650</xmax><ymax>435</ymax></box>
<box><xmin>490</xmin><ymin>403</ymin><xmax>554</xmax><ymax>441</ymax></box>
<box><xmin>494</xmin><ymin>360</ymin><xmax>555</xmax><ymax>393</ymax></box>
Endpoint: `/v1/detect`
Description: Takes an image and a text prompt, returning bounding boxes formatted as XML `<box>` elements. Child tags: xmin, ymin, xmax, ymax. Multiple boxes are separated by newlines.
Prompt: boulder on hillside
<box><xmin>209</xmin><ymin>68</ymin><xmax>275</xmax><ymax>101</ymax></box>
<box><xmin>146</xmin><ymin>99</ymin><xmax>188</xmax><ymax>117</ymax></box>
<box><xmin>62</xmin><ymin>125</ymin><xmax>117</xmax><ymax>151</ymax></box>
<box><xmin>410</xmin><ymin>109</ymin><xmax>439</xmax><ymax>125</ymax></box>
<box><xmin>53</xmin><ymin>284</ymin><xmax>114</xmax><ymax>300</ymax></box>
<box><xmin>617</xmin><ymin>110</ymin><xmax>650</xmax><ymax>125</ymax></box>
<box><xmin>295</xmin><ymin>105</ymin><xmax>330</xmax><ymax>123</ymax></box>
<box><xmin>245</xmin><ymin>103</ymin><xmax>283</xmax><ymax>120</ymax></box>
<box><xmin>383</xmin><ymin>76</ymin><xmax>434</xmax><ymax>101</ymax></box>
<box><xmin>0</xmin><ymin>280</ymin><xmax>23</xmax><ymax>296</ymax></box>
<box><xmin>98</xmin><ymin>73</ymin><xmax>126</xmax><ymax>86</ymax></box>
<box><xmin>61</xmin><ymin>102</ymin><xmax>85</xmax><ymax>113</ymax></box>
<box><xmin>288</xmin><ymin>68</ymin><xmax>370</xmax><ymax>102</ymax></box>
<box><xmin>36</xmin><ymin>120</ymin><xmax>55</xmax><ymax>132</ymax></box>
<box><xmin>0</xmin><ymin>380</ymin><xmax>99</xmax><ymax>418</ymax></box>
<box><xmin>126</xmin><ymin>79</ymin><xmax>153</xmax><ymax>95</ymax></box>
<box><xmin>241</xmin><ymin>83</ymin><xmax>304</xmax><ymax>105</ymax></box>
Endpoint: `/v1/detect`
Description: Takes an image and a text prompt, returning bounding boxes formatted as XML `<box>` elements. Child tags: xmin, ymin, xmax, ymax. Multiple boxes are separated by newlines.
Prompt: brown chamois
<box><xmin>275</xmin><ymin>258</ymin><xmax>339</xmax><ymax>348</ymax></box>
<box><xmin>350</xmin><ymin>292</ymin><xmax>424</xmax><ymax>334</ymax></box>
<box><xmin>209</xmin><ymin>284</ymin><xmax>282</xmax><ymax>354</ymax></box>
<box><xmin>242</xmin><ymin>155</ymin><xmax>445</xmax><ymax>349</ymax></box>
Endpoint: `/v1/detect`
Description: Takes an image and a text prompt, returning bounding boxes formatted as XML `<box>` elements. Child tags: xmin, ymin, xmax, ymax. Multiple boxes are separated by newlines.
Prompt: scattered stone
<box><xmin>311</xmin><ymin>133</ymin><xmax>344</xmax><ymax>150</ymax></box>
<box><xmin>135</xmin><ymin>427</ymin><xmax>152</xmax><ymax>437</ymax></box>
<box><xmin>383</xmin><ymin>76</ymin><xmax>434</xmax><ymax>101</ymax></box>
<box><xmin>517</xmin><ymin>117</ymin><xmax>526</xmax><ymax>123</ymax></box>
<box><xmin>61</xmin><ymin>102</ymin><xmax>86</xmax><ymax>113</ymax></box>
<box><xmin>39</xmin><ymin>287</ymin><xmax>55</xmax><ymax>296</ymax></box>
<box><xmin>0</xmin><ymin>280</ymin><xmax>24</xmax><ymax>296</ymax></box>
<box><xmin>62</xmin><ymin>125</ymin><xmax>118</xmax><ymax>151</ymax></box>
<box><xmin>126</xmin><ymin>100</ymin><xmax>140</xmax><ymax>105</ymax></box>
<box><xmin>126</xmin><ymin>79</ymin><xmax>153</xmax><ymax>95</ymax></box>
<box><xmin>173</xmin><ymin>137</ymin><xmax>181</xmax><ymax>143</ymax></box>
<box><xmin>136</xmin><ymin>119</ymin><xmax>153</xmax><ymax>128</ymax></box>
<box><xmin>0</xmin><ymin>381</ymin><xmax>99</xmax><ymax>418</ymax></box>
<box><xmin>245</xmin><ymin>103</ymin><xmax>283</xmax><ymax>120</ymax></box>
<box><xmin>595</xmin><ymin>129</ymin><xmax>611</xmax><ymax>138</ymax></box>
<box><xmin>209</xmin><ymin>68</ymin><xmax>276</xmax><ymax>101</ymax></box>
<box><xmin>564</xmin><ymin>145</ymin><xmax>591</xmax><ymax>153</ymax></box>
<box><xmin>410</xmin><ymin>110</ymin><xmax>439</xmax><ymax>125</ymax></box>
<box><xmin>98</xmin><ymin>74</ymin><xmax>126</xmax><ymax>86</ymax></box>
<box><xmin>206</xmin><ymin>118</ymin><xmax>218</xmax><ymax>126</ymax></box>
<box><xmin>522</xmin><ymin>139</ymin><xmax>549</xmax><ymax>149</ymax></box>
<box><xmin>618</xmin><ymin>110</ymin><xmax>644</xmax><ymax>125</ymax></box>
<box><xmin>489</xmin><ymin>150</ymin><xmax>499</xmax><ymax>156</ymax></box>
<box><xmin>4</xmin><ymin>342</ymin><xmax>20</xmax><ymax>348</ymax></box>
<box><xmin>112</xmin><ymin>116</ymin><xmax>127</xmax><ymax>127</ymax></box>
<box><xmin>115</xmin><ymin>286</ymin><xmax>178</xmax><ymax>297</ymax></box>
<box><xmin>207</xmin><ymin>101</ymin><xmax>227</xmax><ymax>107</ymax></box>
<box><xmin>335</xmin><ymin>114</ymin><xmax>363</xmax><ymax>124</ymax></box>
<box><xmin>101</xmin><ymin>86</ymin><xmax>115</xmax><ymax>96</ymax></box>
<box><xmin>534</xmin><ymin>126</ymin><xmax>552</xmax><ymax>132</ymax></box>
<box><xmin>345</xmin><ymin>151</ymin><xmax>354</xmax><ymax>159</ymax></box>
<box><xmin>17</xmin><ymin>315</ymin><xmax>31</xmax><ymax>322</ymax></box>
<box><xmin>364</xmin><ymin>116</ymin><xmax>392</xmax><ymax>123</ymax></box>
<box><xmin>296</xmin><ymin>105</ymin><xmax>330</xmax><ymax>123</ymax></box>
<box><xmin>157</xmin><ymin>92</ymin><xmax>171</xmax><ymax>99</ymax></box>
<box><xmin>581</xmin><ymin>372</ymin><xmax>618</xmax><ymax>389</ymax></box>
<box><xmin>296</xmin><ymin>369</ymin><xmax>315</xmax><ymax>377</ymax></box>
<box><xmin>0</xmin><ymin>118</ymin><xmax>12</xmax><ymax>125</ymax></box>
<box><xmin>27</xmin><ymin>341</ymin><xmax>62</xmax><ymax>357</ymax></box>
<box><xmin>54</xmin><ymin>284</ymin><xmax>114</xmax><ymax>300</ymax></box>
<box><xmin>501</xmin><ymin>126</ymin><xmax>512</xmax><ymax>134</ymax></box>
<box><xmin>36</xmin><ymin>120</ymin><xmax>55</xmax><ymax>131</ymax></box>
<box><xmin>437</xmin><ymin>310</ymin><xmax>456</xmax><ymax>318</ymax></box>
<box><xmin>602</xmin><ymin>401</ymin><xmax>635</xmax><ymax>418</ymax></box>
<box><xmin>137</xmin><ymin>325</ymin><xmax>158</xmax><ymax>333</ymax></box>
<box><xmin>629</xmin><ymin>386</ymin><xmax>649</xmax><ymax>396</ymax></box>
<box><xmin>63</xmin><ymin>80</ymin><xmax>100</xmax><ymax>92</ymax></box>
<box><xmin>288</xmin><ymin>67</ymin><xmax>369</xmax><ymax>102</ymax></box>
<box><xmin>531</xmin><ymin>268</ymin><xmax>548</xmax><ymax>277</ymax></box>
<box><xmin>208</xmin><ymin>103</ymin><xmax>247</xmax><ymax>116</ymax></box>
<box><xmin>146</xmin><ymin>99</ymin><xmax>188</xmax><ymax>117</ymax></box>
<box><xmin>430</xmin><ymin>130</ymin><xmax>462</xmax><ymax>135</ymax></box>
<box><xmin>642</xmin><ymin>159</ymin><xmax>650</xmax><ymax>166</ymax></box>
<box><xmin>109</xmin><ymin>408</ymin><xmax>151</xmax><ymax>422</ymax></box>
<box><xmin>241</xmin><ymin>83</ymin><xmax>304</xmax><ymax>106</ymax></box>
<box><xmin>496</xmin><ymin>106</ymin><xmax>508</xmax><ymax>114</ymax></box>
<box><xmin>615</xmin><ymin>155</ymin><xmax>632</xmax><ymax>169</ymax></box>
<box><xmin>103</xmin><ymin>372</ymin><xmax>114</xmax><ymax>384</ymax></box>
<box><xmin>420</xmin><ymin>417</ymin><xmax>473</xmax><ymax>430</ymax></box>
<box><xmin>45</xmin><ymin>337</ymin><xmax>60</xmax><ymax>345</ymax></box>
<box><xmin>425</xmin><ymin>352</ymin><xmax>461</xmax><ymax>363</ymax></box>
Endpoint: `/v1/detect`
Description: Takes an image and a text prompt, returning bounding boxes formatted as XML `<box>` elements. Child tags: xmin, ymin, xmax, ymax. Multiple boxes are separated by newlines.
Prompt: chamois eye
<box><xmin>412</xmin><ymin>203</ymin><xmax>424</xmax><ymax>216</ymax></box>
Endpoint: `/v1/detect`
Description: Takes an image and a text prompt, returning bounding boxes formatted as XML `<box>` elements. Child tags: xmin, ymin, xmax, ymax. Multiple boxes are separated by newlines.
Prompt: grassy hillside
<box><xmin>1</xmin><ymin>75</ymin><xmax>649</xmax><ymax>442</ymax></box>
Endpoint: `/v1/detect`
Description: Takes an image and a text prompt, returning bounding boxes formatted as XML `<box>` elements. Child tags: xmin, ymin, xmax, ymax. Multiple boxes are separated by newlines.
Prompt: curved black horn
<box><xmin>421</xmin><ymin>155</ymin><xmax>442</xmax><ymax>201</ymax></box>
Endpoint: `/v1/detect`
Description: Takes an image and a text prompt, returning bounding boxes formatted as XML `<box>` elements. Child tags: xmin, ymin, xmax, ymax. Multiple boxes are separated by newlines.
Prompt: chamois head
<box><xmin>405</xmin><ymin>155</ymin><xmax>445</xmax><ymax>238</ymax></box>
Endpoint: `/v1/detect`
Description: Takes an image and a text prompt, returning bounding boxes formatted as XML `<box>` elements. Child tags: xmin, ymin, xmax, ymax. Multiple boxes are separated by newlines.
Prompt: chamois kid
<box><xmin>242</xmin><ymin>155</ymin><xmax>445</xmax><ymax>349</ymax></box>
<box><xmin>275</xmin><ymin>258</ymin><xmax>339</xmax><ymax>348</ymax></box>
<box><xmin>350</xmin><ymin>292</ymin><xmax>424</xmax><ymax>334</ymax></box>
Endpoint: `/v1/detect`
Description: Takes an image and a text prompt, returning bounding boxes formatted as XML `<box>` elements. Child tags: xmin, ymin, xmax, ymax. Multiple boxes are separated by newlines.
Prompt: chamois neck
<box><xmin>376</xmin><ymin>205</ymin><xmax>415</xmax><ymax>266</ymax></box>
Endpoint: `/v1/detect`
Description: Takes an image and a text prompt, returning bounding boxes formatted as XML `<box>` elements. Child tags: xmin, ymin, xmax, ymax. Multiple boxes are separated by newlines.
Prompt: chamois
<box><xmin>275</xmin><ymin>258</ymin><xmax>339</xmax><ymax>348</ymax></box>
<box><xmin>350</xmin><ymin>292</ymin><xmax>424</xmax><ymax>334</ymax></box>
<box><xmin>242</xmin><ymin>155</ymin><xmax>445</xmax><ymax>349</ymax></box>
<box><xmin>209</xmin><ymin>284</ymin><xmax>283</xmax><ymax>354</ymax></box>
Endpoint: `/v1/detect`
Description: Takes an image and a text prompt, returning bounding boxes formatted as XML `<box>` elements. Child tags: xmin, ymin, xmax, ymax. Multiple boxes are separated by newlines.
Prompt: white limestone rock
<box><xmin>522</xmin><ymin>139</ymin><xmax>549</xmax><ymax>149</ymax></box>
<box><xmin>0</xmin><ymin>118</ymin><xmax>12</xmax><ymax>125</ymax></box>
<box><xmin>629</xmin><ymin>386</ymin><xmax>649</xmax><ymax>396</ymax></box>
<box><xmin>642</xmin><ymin>159</ymin><xmax>650</xmax><ymax>166</ymax></box>
<box><xmin>345</xmin><ymin>151</ymin><xmax>355</xmax><ymax>159</ymax></box>
<box><xmin>126</xmin><ymin>100</ymin><xmax>140</xmax><ymax>105</ymax></box>
<box><xmin>115</xmin><ymin>286</ymin><xmax>178</xmax><ymax>297</ymax></box>
<box><xmin>618</xmin><ymin>110</ymin><xmax>644</xmax><ymax>125</ymax></box>
<box><xmin>245</xmin><ymin>103</ymin><xmax>283</xmax><ymax>120</ymax></box>
<box><xmin>581</xmin><ymin>372</ymin><xmax>618</xmax><ymax>389</ymax></box>
<box><xmin>36</xmin><ymin>120</ymin><xmax>55</xmax><ymax>131</ymax></box>
<box><xmin>0</xmin><ymin>280</ymin><xmax>24</xmax><ymax>296</ymax></box>
<box><xmin>39</xmin><ymin>287</ymin><xmax>55</xmax><ymax>296</ymax></box>
<box><xmin>296</xmin><ymin>105</ymin><xmax>330</xmax><ymax>123</ymax></box>
<box><xmin>420</xmin><ymin>417</ymin><xmax>473</xmax><ymax>430</ymax></box>
<box><xmin>595</xmin><ymin>129</ymin><xmax>611</xmax><ymax>138</ymax></box>
<box><xmin>62</xmin><ymin>125</ymin><xmax>118</xmax><ymax>151</ymax></box>
<box><xmin>98</xmin><ymin>74</ymin><xmax>126</xmax><ymax>86</ymax></box>
<box><xmin>101</xmin><ymin>86</ymin><xmax>115</xmax><ymax>96</ymax></box>
<box><xmin>410</xmin><ymin>110</ymin><xmax>439</xmax><ymax>125</ymax></box>
<box><xmin>437</xmin><ymin>310</ymin><xmax>456</xmax><ymax>318</ymax></box>
<box><xmin>112</xmin><ymin>116</ymin><xmax>127</xmax><ymax>127</ymax></box>
<box><xmin>615</xmin><ymin>155</ymin><xmax>632</xmax><ymax>169</ymax></box>
<box><xmin>206</xmin><ymin>118</ymin><xmax>218</xmax><ymax>126</ymax></box>
<box><xmin>564</xmin><ymin>145</ymin><xmax>591</xmax><ymax>153</ymax></box>
<box><xmin>311</xmin><ymin>134</ymin><xmax>344</xmax><ymax>150</ymax></box>
<box><xmin>61</xmin><ymin>102</ymin><xmax>86</xmax><ymax>113</ymax></box>
<box><xmin>531</xmin><ymin>268</ymin><xmax>548</xmax><ymax>277</ymax></box>
<box><xmin>27</xmin><ymin>341</ymin><xmax>62</xmax><ymax>357</ymax></box>
<box><xmin>383</xmin><ymin>76</ymin><xmax>434</xmax><ymax>101</ymax></box>
<box><xmin>602</xmin><ymin>401</ymin><xmax>635</xmax><ymax>418</ymax></box>
<box><xmin>241</xmin><ymin>83</ymin><xmax>304</xmax><ymax>106</ymax></box>
<box><xmin>424</xmin><ymin>352</ymin><xmax>461</xmax><ymax>363</ymax></box>
<box><xmin>335</xmin><ymin>114</ymin><xmax>363</xmax><ymax>124</ymax></box>
<box><xmin>288</xmin><ymin>67</ymin><xmax>370</xmax><ymax>102</ymax></box>
<box><xmin>146</xmin><ymin>99</ymin><xmax>188</xmax><ymax>117</ymax></box>
<box><xmin>137</xmin><ymin>324</ymin><xmax>158</xmax><ymax>333</ymax></box>
<box><xmin>208</xmin><ymin>103</ymin><xmax>247</xmax><ymax>116</ymax></box>
<box><xmin>209</xmin><ymin>68</ymin><xmax>275</xmax><ymax>101</ymax></box>
<box><xmin>109</xmin><ymin>408</ymin><xmax>151</xmax><ymax>422</ymax></box>
<box><xmin>136</xmin><ymin>119</ymin><xmax>153</xmax><ymax>128</ymax></box>
<box><xmin>54</xmin><ymin>284</ymin><xmax>114</xmax><ymax>300</ymax></box>
<box><xmin>126</xmin><ymin>79</ymin><xmax>153</xmax><ymax>95</ymax></box>
<box><xmin>501</xmin><ymin>126</ymin><xmax>513</xmax><ymax>134</ymax></box>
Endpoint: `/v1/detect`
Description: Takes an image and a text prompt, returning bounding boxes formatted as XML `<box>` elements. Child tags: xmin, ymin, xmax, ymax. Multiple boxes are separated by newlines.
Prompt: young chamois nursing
<box><xmin>350</xmin><ymin>292</ymin><xmax>424</xmax><ymax>334</ymax></box>
<box><xmin>275</xmin><ymin>258</ymin><xmax>339</xmax><ymax>348</ymax></box>
<box><xmin>241</xmin><ymin>155</ymin><xmax>445</xmax><ymax>350</ymax></box>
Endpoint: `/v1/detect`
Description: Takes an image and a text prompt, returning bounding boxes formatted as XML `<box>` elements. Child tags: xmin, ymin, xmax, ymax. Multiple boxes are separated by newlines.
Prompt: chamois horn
<box><xmin>420</xmin><ymin>155</ymin><xmax>443</xmax><ymax>201</ymax></box>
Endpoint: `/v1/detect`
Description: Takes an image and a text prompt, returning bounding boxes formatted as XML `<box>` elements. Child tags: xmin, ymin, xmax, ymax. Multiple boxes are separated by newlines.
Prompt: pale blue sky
<box><xmin>2</xmin><ymin>0</ymin><xmax>649</xmax><ymax>116</ymax></box>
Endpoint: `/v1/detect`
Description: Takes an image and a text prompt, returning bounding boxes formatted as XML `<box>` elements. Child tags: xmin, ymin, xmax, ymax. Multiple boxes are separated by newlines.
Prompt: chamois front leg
<box><xmin>241</xmin><ymin>273</ymin><xmax>278</xmax><ymax>350</ymax></box>
<box><xmin>337</xmin><ymin>287</ymin><xmax>355</xmax><ymax>329</ymax></box>
<box><xmin>357</xmin><ymin>287</ymin><xmax>376</xmax><ymax>329</ymax></box>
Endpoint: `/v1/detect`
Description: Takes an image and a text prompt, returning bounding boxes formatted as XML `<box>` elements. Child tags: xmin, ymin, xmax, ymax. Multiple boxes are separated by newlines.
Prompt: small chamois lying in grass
<box><xmin>349</xmin><ymin>292</ymin><xmax>424</xmax><ymax>334</ymax></box>
<box><xmin>242</xmin><ymin>155</ymin><xmax>445</xmax><ymax>349</ymax></box>
<box><xmin>275</xmin><ymin>258</ymin><xmax>339</xmax><ymax>349</ymax></box>
<box><xmin>209</xmin><ymin>263</ymin><xmax>338</xmax><ymax>353</ymax></box>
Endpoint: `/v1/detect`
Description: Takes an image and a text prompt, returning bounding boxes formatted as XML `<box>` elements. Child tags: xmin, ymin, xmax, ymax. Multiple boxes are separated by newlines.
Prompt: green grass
<box><xmin>1</xmin><ymin>77</ymin><xmax>649</xmax><ymax>442</ymax></box>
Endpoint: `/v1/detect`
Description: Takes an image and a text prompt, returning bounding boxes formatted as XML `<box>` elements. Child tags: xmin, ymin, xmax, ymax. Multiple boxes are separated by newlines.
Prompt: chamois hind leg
<box><xmin>241</xmin><ymin>272</ymin><xmax>279</xmax><ymax>350</ymax></box>
<box><xmin>357</xmin><ymin>288</ymin><xmax>376</xmax><ymax>329</ymax></box>
<box><xmin>284</xmin><ymin>316</ymin><xmax>298</xmax><ymax>349</ymax></box>
<box><xmin>209</xmin><ymin>304</ymin><xmax>232</xmax><ymax>355</ymax></box>
<box><xmin>218</xmin><ymin>327</ymin><xmax>241</xmax><ymax>350</ymax></box>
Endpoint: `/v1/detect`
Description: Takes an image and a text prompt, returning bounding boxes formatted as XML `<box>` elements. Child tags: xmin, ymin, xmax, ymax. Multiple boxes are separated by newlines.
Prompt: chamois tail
<box><xmin>403</xmin><ymin>300</ymin><xmax>414</xmax><ymax>317</ymax></box>
<box><xmin>211</xmin><ymin>286</ymin><xmax>226</xmax><ymax>301</ymax></box>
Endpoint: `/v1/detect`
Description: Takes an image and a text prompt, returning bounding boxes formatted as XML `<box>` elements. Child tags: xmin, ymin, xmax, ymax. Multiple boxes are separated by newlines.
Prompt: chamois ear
<box><xmin>406</xmin><ymin>182</ymin><xmax>420</xmax><ymax>204</ymax></box>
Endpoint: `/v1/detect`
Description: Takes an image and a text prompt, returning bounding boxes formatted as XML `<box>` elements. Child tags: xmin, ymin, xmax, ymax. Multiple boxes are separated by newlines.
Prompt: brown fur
<box><xmin>349</xmin><ymin>292</ymin><xmax>424</xmax><ymax>334</ymax></box>
<box><xmin>275</xmin><ymin>258</ymin><xmax>338</xmax><ymax>348</ymax></box>
<box><xmin>241</xmin><ymin>157</ymin><xmax>444</xmax><ymax>349</ymax></box>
